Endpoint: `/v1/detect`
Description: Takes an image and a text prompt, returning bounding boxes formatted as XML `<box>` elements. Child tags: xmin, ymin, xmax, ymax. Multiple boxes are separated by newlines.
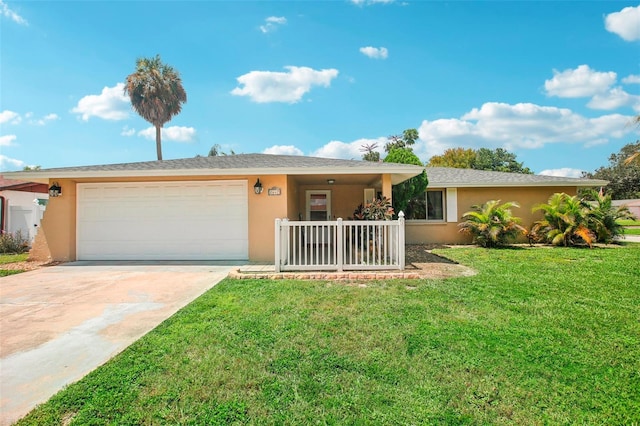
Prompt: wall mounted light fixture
<box><xmin>48</xmin><ymin>181</ymin><xmax>62</xmax><ymax>197</ymax></box>
<box><xmin>253</xmin><ymin>178</ymin><xmax>264</xmax><ymax>195</ymax></box>
<box><xmin>327</xmin><ymin>179</ymin><xmax>336</xmax><ymax>185</ymax></box>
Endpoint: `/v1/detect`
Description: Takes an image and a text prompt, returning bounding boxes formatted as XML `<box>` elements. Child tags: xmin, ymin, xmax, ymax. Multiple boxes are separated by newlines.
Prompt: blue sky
<box><xmin>1</xmin><ymin>1</ymin><xmax>639</xmax><ymax>177</ymax></box>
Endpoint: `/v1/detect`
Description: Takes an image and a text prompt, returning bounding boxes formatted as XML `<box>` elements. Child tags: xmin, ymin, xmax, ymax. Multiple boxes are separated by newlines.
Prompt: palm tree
<box><xmin>532</xmin><ymin>193</ymin><xmax>595</xmax><ymax>247</ymax></box>
<box><xmin>584</xmin><ymin>189</ymin><xmax>636</xmax><ymax>243</ymax></box>
<box><xmin>124</xmin><ymin>55</ymin><xmax>187</xmax><ymax>160</ymax></box>
<box><xmin>458</xmin><ymin>200</ymin><xmax>526</xmax><ymax>247</ymax></box>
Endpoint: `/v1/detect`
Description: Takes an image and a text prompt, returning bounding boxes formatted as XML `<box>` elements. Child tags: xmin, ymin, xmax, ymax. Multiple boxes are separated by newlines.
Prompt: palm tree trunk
<box><xmin>155</xmin><ymin>126</ymin><xmax>163</xmax><ymax>161</ymax></box>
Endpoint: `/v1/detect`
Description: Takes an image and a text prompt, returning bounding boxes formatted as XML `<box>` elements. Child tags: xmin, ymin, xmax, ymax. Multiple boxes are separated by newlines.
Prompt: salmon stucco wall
<box><xmin>39</xmin><ymin>179</ymin><xmax>77</xmax><ymax>261</ymax></box>
<box><xmin>286</xmin><ymin>176</ymin><xmax>299</xmax><ymax>220</ymax></box>
<box><xmin>406</xmin><ymin>186</ymin><xmax>578</xmax><ymax>244</ymax></box>
<box><xmin>248</xmin><ymin>175</ymin><xmax>288</xmax><ymax>261</ymax></box>
<box><xmin>39</xmin><ymin>175</ymin><xmax>289</xmax><ymax>262</ymax></box>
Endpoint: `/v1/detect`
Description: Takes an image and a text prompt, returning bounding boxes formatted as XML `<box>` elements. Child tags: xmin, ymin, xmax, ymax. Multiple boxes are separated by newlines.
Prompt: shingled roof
<box><xmin>425</xmin><ymin>167</ymin><xmax>607</xmax><ymax>187</ymax></box>
<box><xmin>6</xmin><ymin>154</ymin><xmax>607</xmax><ymax>188</ymax></box>
<box><xmin>7</xmin><ymin>154</ymin><xmax>425</xmax><ymax>184</ymax></box>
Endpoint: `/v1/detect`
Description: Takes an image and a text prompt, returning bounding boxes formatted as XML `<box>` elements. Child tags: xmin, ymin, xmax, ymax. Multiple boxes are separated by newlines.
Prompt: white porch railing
<box><xmin>275</xmin><ymin>212</ymin><xmax>405</xmax><ymax>272</ymax></box>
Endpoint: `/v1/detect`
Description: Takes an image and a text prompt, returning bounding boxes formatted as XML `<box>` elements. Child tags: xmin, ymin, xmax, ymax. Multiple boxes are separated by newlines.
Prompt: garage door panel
<box><xmin>77</xmin><ymin>181</ymin><xmax>248</xmax><ymax>260</ymax></box>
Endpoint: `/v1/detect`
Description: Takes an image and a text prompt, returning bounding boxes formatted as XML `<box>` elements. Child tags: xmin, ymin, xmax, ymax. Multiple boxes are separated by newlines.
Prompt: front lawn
<box><xmin>0</xmin><ymin>253</ymin><xmax>28</xmax><ymax>276</ymax></box>
<box><xmin>19</xmin><ymin>245</ymin><xmax>640</xmax><ymax>425</ymax></box>
<box><xmin>0</xmin><ymin>253</ymin><xmax>28</xmax><ymax>264</ymax></box>
<box><xmin>624</xmin><ymin>227</ymin><xmax>640</xmax><ymax>235</ymax></box>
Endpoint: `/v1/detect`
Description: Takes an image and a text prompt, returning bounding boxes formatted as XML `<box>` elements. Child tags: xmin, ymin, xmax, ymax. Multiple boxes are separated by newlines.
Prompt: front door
<box><xmin>306</xmin><ymin>190</ymin><xmax>331</xmax><ymax>221</ymax></box>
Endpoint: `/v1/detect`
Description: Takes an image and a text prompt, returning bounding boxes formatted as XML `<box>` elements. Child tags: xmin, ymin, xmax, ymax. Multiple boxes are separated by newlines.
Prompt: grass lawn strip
<box><xmin>0</xmin><ymin>253</ymin><xmax>28</xmax><ymax>276</ymax></box>
<box><xmin>0</xmin><ymin>253</ymin><xmax>28</xmax><ymax>265</ymax></box>
<box><xmin>17</xmin><ymin>246</ymin><xmax>640</xmax><ymax>425</ymax></box>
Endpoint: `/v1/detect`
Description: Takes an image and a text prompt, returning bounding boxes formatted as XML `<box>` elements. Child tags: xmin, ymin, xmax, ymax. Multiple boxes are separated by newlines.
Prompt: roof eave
<box><xmin>430</xmin><ymin>180</ymin><xmax>609</xmax><ymax>188</ymax></box>
<box><xmin>5</xmin><ymin>165</ymin><xmax>425</xmax><ymax>181</ymax></box>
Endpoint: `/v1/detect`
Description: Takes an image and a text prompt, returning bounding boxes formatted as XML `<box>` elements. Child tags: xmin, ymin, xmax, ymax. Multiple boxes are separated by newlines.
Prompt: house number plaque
<box><xmin>268</xmin><ymin>187</ymin><xmax>281</xmax><ymax>196</ymax></box>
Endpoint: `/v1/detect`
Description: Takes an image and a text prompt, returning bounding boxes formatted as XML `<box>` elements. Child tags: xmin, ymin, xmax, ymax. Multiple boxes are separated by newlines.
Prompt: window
<box><xmin>406</xmin><ymin>189</ymin><xmax>445</xmax><ymax>221</ymax></box>
<box><xmin>427</xmin><ymin>190</ymin><xmax>444</xmax><ymax>220</ymax></box>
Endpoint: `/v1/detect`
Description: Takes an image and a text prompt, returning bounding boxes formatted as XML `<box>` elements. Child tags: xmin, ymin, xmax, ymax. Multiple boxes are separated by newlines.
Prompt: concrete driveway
<box><xmin>0</xmin><ymin>261</ymin><xmax>238</xmax><ymax>425</ymax></box>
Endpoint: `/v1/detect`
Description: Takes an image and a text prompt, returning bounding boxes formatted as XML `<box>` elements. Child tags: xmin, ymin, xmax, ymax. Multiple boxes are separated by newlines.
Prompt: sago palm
<box><xmin>532</xmin><ymin>193</ymin><xmax>595</xmax><ymax>247</ymax></box>
<box><xmin>124</xmin><ymin>55</ymin><xmax>187</xmax><ymax>160</ymax></box>
<box><xmin>584</xmin><ymin>189</ymin><xmax>636</xmax><ymax>243</ymax></box>
<box><xmin>458</xmin><ymin>200</ymin><xmax>526</xmax><ymax>247</ymax></box>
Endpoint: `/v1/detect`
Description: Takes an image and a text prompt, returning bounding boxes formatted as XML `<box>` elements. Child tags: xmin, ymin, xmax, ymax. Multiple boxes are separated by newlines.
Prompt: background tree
<box><xmin>360</xmin><ymin>142</ymin><xmax>380</xmax><ymax>162</ymax></box>
<box><xmin>427</xmin><ymin>147</ymin><xmax>532</xmax><ymax>174</ymax></box>
<box><xmin>583</xmin><ymin>141</ymin><xmax>640</xmax><ymax>199</ymax></box>
<box><xmin>384</xmin><ymin>128</ymin><xmax>418</xmax><ymax>153</ymax></box>
<box><xmin>428</xmin><ymin>148</ymin><xmax>476</xmax><ymax>168</ymax></box>
<box><xmin>124</xmin><ymin>55</ymin><xmax>187</xmax><ymax>161</ymax></box>
<box><xmin>475</xmin><ymin>148</ymin><xmax>532</xmax><ymax>173</ymax></box>
<box><xmin>383</xmin><ymin>146</ymin><xmax>428</xmax><ymax>216</ymax></box>
<box><xmin>208</xmin><ymin>144</ymin><xmax>235</xmax><ymax>156</ymax></box>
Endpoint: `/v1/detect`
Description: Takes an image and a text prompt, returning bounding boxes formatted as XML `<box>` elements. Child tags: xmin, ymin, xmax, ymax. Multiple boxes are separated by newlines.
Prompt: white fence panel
<box><xmin>275</xmin><ymin>213</ymin><xmax>405</xmax><ymax>272</ymax></box>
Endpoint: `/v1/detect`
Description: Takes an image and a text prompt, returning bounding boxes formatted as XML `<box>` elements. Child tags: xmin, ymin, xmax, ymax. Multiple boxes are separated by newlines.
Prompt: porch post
<box><xmin>274</xmin><ymin>218</ymin><xmax>281</xmax><ymax>273</ymax></box>
<box><xmin>336</xmin><ymin>218</ymin><xmax>343</xmax><ymax>272</ymax></box>
<box><xmin>382</xmin><ymin>174</ymin><xmax>393</xmax><ymax>203</ymax></box>
<box><xmin>398</xmin><ymin>211</ymin><xmax>405</xmax><ymax>270</ymax></box>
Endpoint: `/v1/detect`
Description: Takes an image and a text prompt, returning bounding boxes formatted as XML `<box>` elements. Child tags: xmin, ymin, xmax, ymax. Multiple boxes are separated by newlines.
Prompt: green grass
<box><xmin>624</xmin><ymin>227</ymin><xmax>640</xmax><ymax>235</ymax></box>
<box><xmin>0</xmin><ymin>253</ymin><xmax>28</xmax><ymax>277</ymax></box>
<box><xmin>18</xmin><ymin>246</ymin><xmax>640</xmax><ymax>425</ymax></box>
<box><xmin>0</xmin><ymin>269</ymin><xmax>24</xmax><ymax>277</ymax></box>
<box><xmin>0</xmin><ymin>253</ymin><xmax>28</xmax><ymax>264</ymax></box>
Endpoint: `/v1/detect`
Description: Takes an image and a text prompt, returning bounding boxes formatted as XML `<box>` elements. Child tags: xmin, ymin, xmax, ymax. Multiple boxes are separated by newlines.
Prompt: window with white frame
<box><xmin>405</xmin><ymin>189</ymin><xmax>445</xmax><ymax>221</ymax></box>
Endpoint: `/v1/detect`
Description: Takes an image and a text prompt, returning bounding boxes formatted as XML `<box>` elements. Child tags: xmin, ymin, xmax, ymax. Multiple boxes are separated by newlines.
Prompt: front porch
<box><xmin>274</xmin><ymin>214</ymin><xmax>406</xmax><ymax>272</ymax></box>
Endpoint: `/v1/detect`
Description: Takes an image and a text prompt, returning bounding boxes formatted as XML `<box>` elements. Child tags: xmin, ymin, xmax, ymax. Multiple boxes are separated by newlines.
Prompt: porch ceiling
<box><xmin>290</xmin><ymin>174</ymin><xmax>381</xmax><ymax>186</ymax></box>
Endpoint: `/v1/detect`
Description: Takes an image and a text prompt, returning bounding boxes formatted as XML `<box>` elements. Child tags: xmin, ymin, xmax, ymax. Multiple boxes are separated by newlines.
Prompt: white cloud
<box><xmin>32</xmin><ymin>113</ymin><xmax>59</xmax><ymax>126</ymax></box>
<box><xmin>231</xmin><ymin>66</ymin><xmax>339</xmax><ymax>103</ymax></box>
<box><xmin>263</xmin><ymin>145</ymin><xmax>304</xmax><ymax>156</ymax></box>
<box><xmin>416</xmin><ymin>102</ymin><xmax>637</xmax><ymax>159</ymax></box>
<box><xmin>0</xmin><ymin>110</ymin><xmax>20</xmax><ymax>124</ymax></box>
<box><xmin>539</xmin><ymin>168</ymin><xmax>585</xmax><ymax>178</ymax></box>
<box><xmin>350</xmin><ymin>0</ymin><xmax>395</xmax><ymax>5</ymax></box>
<box><xmin>605</xmin><ymin>5</ymin><xmax>640</xmax><ymax>41</ymax></box>
<box><xmin>359</xmin><ymin>46</ymin><xmax>389</xmax><ymax>59</ymax></box>
<box><xmin>121</xmin><ymin>126</ymin><xmax>136</xmax><ymax>137</ymax></box>
<box><xmin>544</xmin><ymin>65</ymin><xmax>616</xmax><ymax>98</ymax></box>
<box><xmin>311</xmin><ymin>137</ymin><xmax>387</xmax><ymax>159</ymax></box>
<box><xmin>0</xmin><ymin>154</ymin><xmax>25</xmax><ymax>170</ymax></box>
<box><xmin>138</xmin><ymin>126</ymin><xmax>196</xmax><ymax>143</ymax></box>
<box><xmin>0</xmin><ymin>134</ymin><xmax>17</xmax><ymax>146</ymax></box>
<box><xmin>587</xmin><ymin>87</ymin><xmax>640</xmax><ymax>112</ymax></box>
<box><xmin>0</xmin><ymin>0</ymin><xmax>27</xmax><ymax>25</ymax></box>
<box><xmin>259</xmin><ymin>16</ymin><xmax>286</xmax><ymax>33</ymax></box>
<box><xmin>71</xmin><ymin>82</ymin><xmax>130</xmax><ymax>121</ymax></box>
<box><xmin>622</xmin><ymin>74</ymin><xmax>640</xmax><ymax>84</ymax></box>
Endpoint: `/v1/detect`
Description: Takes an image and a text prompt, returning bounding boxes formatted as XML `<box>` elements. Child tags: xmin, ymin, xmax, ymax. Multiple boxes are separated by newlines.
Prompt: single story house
<box><xmin>0</xmin><ymin>177</ymin><xmax>49</xmax><ymax>242</ymax></box>
<box><xmin>7</xmin><ymin>154</ymin><xmax>606</xmax><ymax>263</ymax></box>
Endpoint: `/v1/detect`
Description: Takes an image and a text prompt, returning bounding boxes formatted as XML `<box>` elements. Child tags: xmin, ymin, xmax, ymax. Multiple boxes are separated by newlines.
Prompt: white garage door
<box><xmin>77</xmin><ymin>181</ymin><xmax>248</xmax><ymax>260</ymax></box>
